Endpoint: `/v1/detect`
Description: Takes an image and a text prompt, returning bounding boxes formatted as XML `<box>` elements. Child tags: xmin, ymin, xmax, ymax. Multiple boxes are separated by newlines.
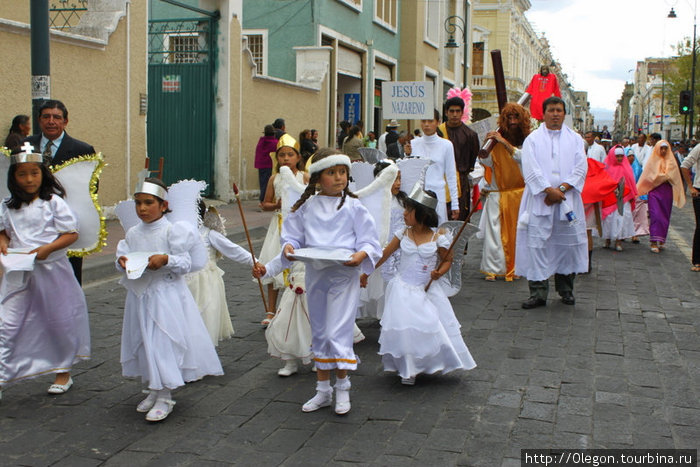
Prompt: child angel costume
<box><xmin>115</xmin><ymin>181</ymin><xmax>222</xmax><ymax>390</ymax></box>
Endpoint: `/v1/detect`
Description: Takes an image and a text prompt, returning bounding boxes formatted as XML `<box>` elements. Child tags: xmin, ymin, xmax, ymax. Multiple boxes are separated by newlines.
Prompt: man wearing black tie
<box><xmin>24</xmin><ymin>99</ymin><xmax>95</xmax><ymax>284</ymax></box>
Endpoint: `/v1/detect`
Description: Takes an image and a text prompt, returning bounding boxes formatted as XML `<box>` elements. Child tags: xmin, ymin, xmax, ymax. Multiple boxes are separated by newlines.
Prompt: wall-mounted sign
<box><xmin>162</xmin><ymin>75</ymin><xmax>181</xmax><ymax>93</ymax></box>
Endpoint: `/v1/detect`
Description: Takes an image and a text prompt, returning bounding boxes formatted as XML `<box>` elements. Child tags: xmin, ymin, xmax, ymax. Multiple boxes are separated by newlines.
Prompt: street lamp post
<box><xmin>444</xmin><ymin>3</ymin><xmax>470</xmax><ymax>89</ymax></box>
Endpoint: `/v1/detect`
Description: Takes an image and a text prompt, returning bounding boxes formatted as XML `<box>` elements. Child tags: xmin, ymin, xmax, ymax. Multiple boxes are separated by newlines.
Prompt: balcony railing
<box><xmin>49</xmin><ymin>0</ymin><xmax>88</xmax><ymax>31</ymax></box>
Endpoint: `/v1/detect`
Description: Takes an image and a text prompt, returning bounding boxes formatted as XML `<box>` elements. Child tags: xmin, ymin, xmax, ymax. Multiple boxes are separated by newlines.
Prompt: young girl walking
<box><xmin>255</xmin><ymin>148</ymin><xmax>381</xmax><ymax>414</ymax></box>
<box><xmin>0</xmin><ymin>146</ymin><xmax>90</xmax><ymax>399</ymax></box>
<box><xmin>363</xmin><ymin>186</ymin><xmax>475</xmax><ymax>385</ymax></box>
<box><xmin>187</xmin><ymin>202</ymin><xmax>257</xmax><ymax>346</ymax></box>
<box><xmin>117</xmin><ymin>178</ymin><xmax>223</xmax><ymax>422</ymax></box>
<box><xmin>258</xmin><ymin>136</ymin><xmax>308</xmax><ymax>326</ymax></box>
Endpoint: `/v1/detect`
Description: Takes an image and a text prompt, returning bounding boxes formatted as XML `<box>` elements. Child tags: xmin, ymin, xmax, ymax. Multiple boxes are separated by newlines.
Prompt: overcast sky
<box><xmin>525</xmin><ymin>0</ymin><xmax>695</xmax><ymax>122</ymax></box>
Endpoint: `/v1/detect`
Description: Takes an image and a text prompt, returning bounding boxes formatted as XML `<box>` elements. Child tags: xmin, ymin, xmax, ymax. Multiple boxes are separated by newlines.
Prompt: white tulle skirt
<box><xmin>258</xmin><ymin>214</ymin><xmax>285</xmax><ymax>289</ymax></box>
<box><xmin>187</xmin><ymin>259</ymin><xmax>234</xmax><ymax>346</ymax></box>
<box><xmin>0</xmin><ymin>257</ymin><xmax>90</xmax><ymax>387</ymax></box>
<box><xmin>379</xmin><ymin>277</ymin><xmax>476</xmax><ymax>379</ymax></box>
<box><xmin>121</xmin><ymin>274</ymin><xmax>223</xmax><ymax>390</ymax></box>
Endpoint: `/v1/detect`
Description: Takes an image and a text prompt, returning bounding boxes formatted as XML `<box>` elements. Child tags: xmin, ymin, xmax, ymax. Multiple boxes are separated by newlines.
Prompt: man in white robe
<box><xmin>584</xmin><ymin>131</ymin><xmax>606</xmax><ymax>164</ymax></box>
<box><xmin>406</xmin><ymin>110</ymin><xmax>459</xmax><ymax>224</ymax></box>
<box><xmin>515</xmin><ymin>97</ymin><xmax>588</xmax><ymax>308</ymax></box>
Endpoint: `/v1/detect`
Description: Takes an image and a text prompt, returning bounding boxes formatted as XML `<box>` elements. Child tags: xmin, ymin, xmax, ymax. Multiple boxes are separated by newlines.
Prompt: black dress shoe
<box><xmin>560</xmin><ymin>292</ymin><xmax>575</xmax><ymax>305</ymax></box>
<box><xmin>522</xmin><ymin>297</ymin><xmax>546</xmax><ymax>309</ymax></box>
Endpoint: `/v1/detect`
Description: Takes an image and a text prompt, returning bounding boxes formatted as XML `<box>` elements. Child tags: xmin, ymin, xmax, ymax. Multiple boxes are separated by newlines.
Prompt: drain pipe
<box><xmin>125</xmin><ymin>0</ymin><xmax>131</xmax><ymax>198</ymax></box>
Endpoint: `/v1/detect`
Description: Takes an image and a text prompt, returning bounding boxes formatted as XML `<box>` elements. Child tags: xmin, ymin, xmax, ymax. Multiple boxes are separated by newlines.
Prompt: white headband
<box><xmin>308</xmin><ymin>154</ymin><xmax>351</xmax><ymax>174</ymax></box>
<box><xmin>135</xmin><ymin>180</ymin><xmax>168</xmax><ymax>200</ymax></box>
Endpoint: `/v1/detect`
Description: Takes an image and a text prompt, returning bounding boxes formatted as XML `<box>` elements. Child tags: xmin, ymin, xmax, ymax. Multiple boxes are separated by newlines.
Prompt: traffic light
<box><xmin>680</xmin><ymin>90</ymin><xmax>692</xmax><ymax>114</ymax></box>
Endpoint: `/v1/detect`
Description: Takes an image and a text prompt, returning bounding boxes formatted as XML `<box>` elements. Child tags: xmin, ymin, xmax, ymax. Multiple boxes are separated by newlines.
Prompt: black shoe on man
<box><xmin>560</xmin><ymin>292</ymin><xmax>575</xmax><ymax>305</ymax></box>
<box><xmin>522</xmin><ymin>297</ymin><xmax>546</xmax><ymax>309</ymax></box>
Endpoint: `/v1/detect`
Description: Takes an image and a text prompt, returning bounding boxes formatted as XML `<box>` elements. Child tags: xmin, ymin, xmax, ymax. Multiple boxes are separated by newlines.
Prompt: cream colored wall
<box><xmin>0</xmin><ymin>2</ymin><xmax>147</xmax><ymax>206</ymax></box>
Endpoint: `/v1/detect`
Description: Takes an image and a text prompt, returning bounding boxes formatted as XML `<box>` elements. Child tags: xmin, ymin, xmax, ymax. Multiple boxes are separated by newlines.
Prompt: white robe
<box><xmin>515</xmin><ymin>124</ymin><xmax>589</xmax><ymax>281</ymax></box>
<box><xmin>117</xmin><ymin>217</ymin><xmax>223</xmax><ymax>390</ymax></box>
<box><xmin>0</xmin><ymin>195</ymin><xmax>90</xmax><ymax>387</ymax></box>
<box><xmin>409</xmin><ymin>134</ymin><xmax>459</xmax><ymax>224</ymax></box>
<box><xmin>186</xmin><ymin>227</ymin><xmax>253</xmax><ymax>346</ymax></box>
<box><xmin>280</xmin><ymin>195</ymin><xmax>382</xmax><ymax>370</ymax></box>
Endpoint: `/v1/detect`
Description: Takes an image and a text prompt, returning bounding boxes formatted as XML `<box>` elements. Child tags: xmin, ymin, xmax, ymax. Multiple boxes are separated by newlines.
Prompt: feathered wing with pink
<box><xmin>446</xmin><ymin>87</ymin><xmax>473</xmax><ymax>123</ymax></box>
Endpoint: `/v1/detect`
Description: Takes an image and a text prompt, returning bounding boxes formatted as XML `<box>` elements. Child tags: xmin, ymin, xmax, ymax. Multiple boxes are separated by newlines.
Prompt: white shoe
<box><xmin>47</xmin><ymin>377</ymin><xmax>73</xmax><ymax>394</ymax></box>
<box><xmin>302</xmin><ymin>390</ymin><xmax>332</xmax><ymax>412</ymax></box>
<box><xmin>401</xmin><ymin>377</ymin><xmax>416</xmax><ymax>386</ymax></box>
<box><xmin>136</xmin><ymin>390</ymin><xmax>158</xmax><ymax>413</ymax></box>
<box><xmin>277</xmin><ymin>361</ymin><xmax>298</xmax><ymax>377</ymax></box>
<box><xmin>146</xmin><ymin>398</ymin><xmax>176</xmax><ymax>422</ymax></box>
<box><xmin>335</xmin><ymin>387</ymin><xmax>351</xmax><ymax>415</ymax></box>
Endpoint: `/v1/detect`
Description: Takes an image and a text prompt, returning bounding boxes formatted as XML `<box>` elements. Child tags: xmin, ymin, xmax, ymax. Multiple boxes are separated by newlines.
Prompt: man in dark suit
<box><xmin>24</xmin><ymin>99</ymin><xmax>95</xmax><ymax>284</ymax></box>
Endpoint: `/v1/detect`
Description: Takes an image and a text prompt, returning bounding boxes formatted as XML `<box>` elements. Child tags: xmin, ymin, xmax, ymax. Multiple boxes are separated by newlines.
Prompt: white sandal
<box><xmin>302</xmin><ymin>390</ymin><xmax>332</xmax><ymax>412</ymax></box>
<box><xmin>136</xmin><ymin>390</ymin><xmax>158</xmax><ymax>413</ymax></box>
<box><xmin>145</xmin><ymin>398</ymin><xmax>176</xmax><ymax>422</ymax></box>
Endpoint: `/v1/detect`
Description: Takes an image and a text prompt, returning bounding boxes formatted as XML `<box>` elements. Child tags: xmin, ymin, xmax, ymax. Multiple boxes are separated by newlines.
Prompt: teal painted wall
<box><xmin>243</xmin><ymin>0</ymin><xmax>400</xmax><ymax>81</ymax></box>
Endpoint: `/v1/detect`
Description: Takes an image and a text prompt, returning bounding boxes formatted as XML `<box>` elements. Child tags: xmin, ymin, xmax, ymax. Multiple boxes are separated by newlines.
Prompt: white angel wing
<box><xmin>277</xmin><ymin>166</ymin><xmax>306</xmax><ymax>215</ymax></box>
<box><xmin>349</xmin><ymin>161</ymin><xmax>376</xmax><ymax>193</ymax></box>
<box><xmin>115</xmin><ymin>199</ymin><xmax>138</xmax><ymax>233</ymax></box>
<box><xmin>437</xmin><ymin>220</ymin><xmax>480</xmax><ymax>297</ymax></box>
<box><xmin>0</xmin><ymin>153</ymin><xmax>10</xmax><ymax>201</ymax></box>
<box><xmin>52</xmin><ymin>155</ymin><xmax>106</xmax><ymax>256</ymax></box>
<box><xmin>355</xmin><ymin>163</ymin><xmax>398</xmax><ymax>245</ymax></box>
<box><xmin>166</xmin><ymin>179</ymin><xmax>207</xmax><ymax>228</ymax></box>
<box><xmin>357</xmin><ymin>147</ymin><xmax>384</xmax><ymax>164</ymax></box>
<box><xmin>397</xmin><ymin>158</ymin><xmax>431</xmax><ymax>194</ymax></box>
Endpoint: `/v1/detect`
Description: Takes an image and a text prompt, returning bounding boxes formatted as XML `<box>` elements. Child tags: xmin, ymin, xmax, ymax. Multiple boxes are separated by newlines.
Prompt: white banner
<box><xmin>381</xmin><ymin>81</ymin><xmax>434</xmax><ymax>120</ymax></box>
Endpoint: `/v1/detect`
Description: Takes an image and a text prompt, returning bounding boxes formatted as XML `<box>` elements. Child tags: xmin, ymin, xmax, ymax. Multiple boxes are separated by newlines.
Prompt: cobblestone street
<box><xmin>0</xmin><ymin>202</ymin><xmax>698</xmax><ymax>466</ymax></box>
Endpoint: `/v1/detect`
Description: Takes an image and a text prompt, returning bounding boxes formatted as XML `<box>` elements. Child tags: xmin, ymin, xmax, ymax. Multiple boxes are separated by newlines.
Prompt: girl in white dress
<box><xmin>254</xmin><ymin>149</ymin><xmax>382</xmax><ymax>415</ymax></box>
<box><xmin>187</xmin><ymin>202</ymin><xmax>256</xmax><ymax>346</ymax></box>
<box><xmin>0</xmin><ymin>149</ymin><xmax>90</xmax><ymax>399</ymax></box>
<box><xmin>363</xmin><ymin>187</ymin><xmax>476</xmax><ymax>385</ymax></box>
<box><xmin>258</xmin><ymin>136</ymin><xmax>308</xmax><ymax>326</ymax></box>
<box><xmin>117</xmin><ymin>178</ymin><xmax>223</xmax><ymax>422</ymax></box>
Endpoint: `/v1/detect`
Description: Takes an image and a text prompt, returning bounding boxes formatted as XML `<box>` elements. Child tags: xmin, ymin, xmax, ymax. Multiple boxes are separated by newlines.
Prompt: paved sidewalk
<box><xmin>0</xmin><ymin>203</ymin><xmax>698</xmax><ymax>466</ymax></box>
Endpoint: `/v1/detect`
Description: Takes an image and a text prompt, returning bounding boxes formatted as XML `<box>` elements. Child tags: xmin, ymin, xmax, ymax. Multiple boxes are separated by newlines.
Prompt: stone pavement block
<box><xmin>557</xmin><ymin>395</ymin><xmax>593</xmax><ymax>416</ymax></box>
<box><xmin>371</xmin><ymin>454</ymin><xmax>414</xmax><ymax>466</ymax></box>
<box><xmin>527</xmin><ymin>370</ymin><xmax>561</xmax><ymax>388</ymax></box>
<box><xmin>467</xmin><ymin>421</ymin><xmax>511</xmax><ymax>443</ymax></box>
<box><xmin>670</xmin><ymin>424</ymin><xmax>700</xmax><ymax>449</ymax></box>
<box><xmin>594</xmin><ymin>391</ymin><xmax>627</xmax><ymax>406</ymax></box>
<box><xmin>523</xmin><ymin>386</ymin><xmax>558</xmax><ymax>404</ymax></box>
<box><xmin>258</xmin><ymin>427</ymin><xmax>315</xmax><ymax>454</ymax></box>
<box><xmin>550</xmin><ymin>430</ymin><xmax>593</xmax><ymax>448</ymax></box>
<box><xmin>554</xmin><ymin>413</ymin><xmax>592</xmax><ymax>435</ymax></box>
<box><xmin>458</xmin><ymin>440</ymin><xmax>507</xmax><ymax>467</ymax></box>
<box><xmin>425</xmin><ymin>427</ymin><xmax>469</xmax><ymax>453</ymax></box>
<box><xmin>666</xmin><ymin>406</ymin><xmax>700</xmax><ymax>427</ymax></box>
<box><xmin>126</xmin><ymin>417</ymin><xmax>206</xmax><ymax>453</ymax></box>
<box><xmin>651</xmin><ymin>342</ymin><xmax>682</xmax><ymax>363</ymax></box>
<box><xmin>384</xmin><ymin>430</ymin><xmax>427</xmax><ymax>457</ymax></box>
<box><xmin>412</xmin><ymin>448</ymin><xmax>460</xmax><ymax>466</ymax></box>
<box><xmin>334</xmin><ymin>438</ymin><xmax>386</xmax><ymax>463</ymax></box>
<box><xmin>492</xmin><ymin>373</ymin><xmax>529</xmax><ymax>390</ymax></box>
<box><xmin>593</xmin><ymin>423</ymin><xmax>633</xmax><ymax>446</ymax></box>
<box><xmin>147</xmin><ymin>452</ymin><xmax>202</xmax><ymax>466</ymax></box>
<box><xmin>280</xmin><ymin>446</ymin><xmax>337</xmax><ymax>466</ymax></box>
<box><xmin>593</xmin><ymin>376</ymin><xmax>627</xmax><ymax>393</ymax></box>
<box><xmin>487</xmin><ymin>390</ymin><xmax>522</xmax><ymax>408</ymax></box>
<box><xmin>479</xmin><ymin>405</ymin><xmax>519</xmax><ymax>426</ymax></box>
<box><xmin>519</xmin><ymin>401</ymin><xmax>556</xmax><ymax>422</ymax></box>
<box><xmin>305</xmin><ymin>422</ymin><xmax>357</xmax><ymax>449</ymax></box>
<box><xmin>52</xmin><ymin>454</ymin><xmax>103</xmax><ymax>467</ymax></box>
<box><xmin>102</xmin><ymin>450</ymin><xmax>156</xmax><ymax>466</ymax></box>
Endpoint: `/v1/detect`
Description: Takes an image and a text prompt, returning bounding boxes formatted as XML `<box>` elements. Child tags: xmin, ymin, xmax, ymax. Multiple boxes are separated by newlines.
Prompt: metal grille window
<box><xmin>168</xmin><ymin>34</ymin><xmax>199</xmax><ymax>64</ymax></box>
<box><xmin>246</xmin><ymin>34</ymin><xmax>265</xmax><ymax>75</ymax></box>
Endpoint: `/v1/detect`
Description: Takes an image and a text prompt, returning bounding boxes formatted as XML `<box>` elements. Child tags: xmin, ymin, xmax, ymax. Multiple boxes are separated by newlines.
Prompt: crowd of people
<box><xmin>0</xmin><ymin>89</ymin><xmax>698</xmax><ymax>425</ymax></box>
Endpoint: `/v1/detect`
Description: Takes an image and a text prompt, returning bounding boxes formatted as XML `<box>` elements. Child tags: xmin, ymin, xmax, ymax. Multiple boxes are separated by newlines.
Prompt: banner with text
<box><xmin>381</xmin><ymin>81</ymin><xmax>434</xmax><ymax>120</ymax></box>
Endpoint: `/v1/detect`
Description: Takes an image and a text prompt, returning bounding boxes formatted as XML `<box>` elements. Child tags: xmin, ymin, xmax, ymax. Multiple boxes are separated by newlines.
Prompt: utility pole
<box><xmin>30</xmin><ymin>0</ymin><xmax>51</xmax><ymax>135</ymax></box>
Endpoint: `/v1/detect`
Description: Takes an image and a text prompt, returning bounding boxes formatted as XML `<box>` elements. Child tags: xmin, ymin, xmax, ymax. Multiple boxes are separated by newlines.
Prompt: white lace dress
<box><xmin>379</xmin><ymin>229</ymin><xmax>476</xmax><ymax>379</ymax></box>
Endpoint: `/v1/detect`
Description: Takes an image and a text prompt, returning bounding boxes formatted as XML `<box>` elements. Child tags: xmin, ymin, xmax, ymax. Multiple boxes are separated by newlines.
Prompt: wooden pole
<box><xmin>233</xmin><ymin>183</ymin><xmax>268</xmax><ymax>313</ymax></box>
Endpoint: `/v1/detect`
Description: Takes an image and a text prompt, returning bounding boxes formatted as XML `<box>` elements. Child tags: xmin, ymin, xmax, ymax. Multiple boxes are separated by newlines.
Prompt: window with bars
<box><xmin>244</xmin><ymin>33</ymin><xmax>266</xmax><ymax>75</ymax></box>
<box><xmin>374</xmin><ymin>0</ymin><xmax>397</xmax><ymax>30</ymax></box>
<box><xmin>167</xmin><ymin>34</ymin><xmax>200</xmax><ymax>63</ymax></box>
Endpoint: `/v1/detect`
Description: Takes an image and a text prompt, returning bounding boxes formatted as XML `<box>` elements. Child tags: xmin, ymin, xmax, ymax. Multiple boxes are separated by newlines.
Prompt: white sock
<box><xmin>334</xmin><ymin>376</ymin><xmax>351</xmax><ymax>391</ymax></box>
<box><xmin>316</xmin><ymin>380</ymin><xmax>331</xmax><ymax>393</ymax></box>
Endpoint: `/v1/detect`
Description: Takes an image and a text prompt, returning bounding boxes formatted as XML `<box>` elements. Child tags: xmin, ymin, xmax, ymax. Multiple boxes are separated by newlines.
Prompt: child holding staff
<box><xmin>255</xmin><ymin>148</ymin><xmax>381</xmax><ymax>414</ymax></box>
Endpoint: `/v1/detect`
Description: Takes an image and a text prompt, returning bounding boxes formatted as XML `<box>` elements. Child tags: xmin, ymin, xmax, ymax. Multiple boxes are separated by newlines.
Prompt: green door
<box><xmin>147</xmin><ymin>17</ymin><xmax>215</xmax><ymax>194</ymax></box>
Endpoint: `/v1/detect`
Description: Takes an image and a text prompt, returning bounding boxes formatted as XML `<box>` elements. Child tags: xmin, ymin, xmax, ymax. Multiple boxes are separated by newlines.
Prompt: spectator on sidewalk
<box><xmin>254</xmin><ymin>124</ymin><xmax>277</xmax><ymax>203</ymax></box>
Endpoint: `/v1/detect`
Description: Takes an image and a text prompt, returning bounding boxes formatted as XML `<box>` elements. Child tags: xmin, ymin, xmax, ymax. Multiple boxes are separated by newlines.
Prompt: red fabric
<box><xmin>582</xmin><ymin>158</ymin><xmax>620</xmax><ymax>208</ymax></box>
<box><xmin>254</xmin><ymin>135</ymin><xmax>278</xmax><ymax>169</ymax></box>
<box><xmin>602</xmin><ymin>145</ymin><xmax>637</xmax><ymax>218</ymax></box>
<box><xmin>472</xmin><ymin>185</ymin><xmax>482</xmax><ymax>212</ymax></box>
<box><xmin>525</xmin><ymin>73</ymin><xmax>561</xmax><ymax>121</ymax></box>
